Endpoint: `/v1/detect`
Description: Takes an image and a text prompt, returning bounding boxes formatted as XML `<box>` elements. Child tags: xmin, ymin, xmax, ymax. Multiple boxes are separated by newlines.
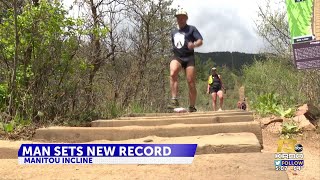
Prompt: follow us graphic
<box><xmin>274</xmin><ymin>160</ymin><xmax>304</xmax><ymax>171</ymax></box>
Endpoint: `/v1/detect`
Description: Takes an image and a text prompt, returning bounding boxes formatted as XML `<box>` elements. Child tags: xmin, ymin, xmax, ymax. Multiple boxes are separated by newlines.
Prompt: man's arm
<box><xmin>188</xmin><ymin>26</ymin><xmax>203</xmax><ymax>49</ymax></box>
<box><xmin>188</xmin><ymin>39</ymin><xmax>203</xmax><ymax>49</ymax></box>
<box><xmin>194</xmin><ymin>39</ymin><xmax>203</xmax><ymax>48</ymax></box>
<box><xmin>193</xmin><ymin>26</ymin><xmax>203</xmax><ymax>47</ymax></box>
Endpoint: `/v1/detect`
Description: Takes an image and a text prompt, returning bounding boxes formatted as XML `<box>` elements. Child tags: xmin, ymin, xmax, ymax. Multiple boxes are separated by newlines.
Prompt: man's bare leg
<box><xmin>170</xmin><ymin>60</ymin><xmax>181</xmax><ymax>99</ymax></box>
<box><xmin>186</xmin><ymin>65</ymin><xmax>196</xmax><ymax>107</ymax></box>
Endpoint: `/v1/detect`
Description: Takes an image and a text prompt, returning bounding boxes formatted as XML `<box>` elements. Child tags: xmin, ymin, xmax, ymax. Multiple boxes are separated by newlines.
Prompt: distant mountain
<box><xmin>195</xmin><ymin>51</ymin><xmax>266</xmax><ymax>70</ymax></box>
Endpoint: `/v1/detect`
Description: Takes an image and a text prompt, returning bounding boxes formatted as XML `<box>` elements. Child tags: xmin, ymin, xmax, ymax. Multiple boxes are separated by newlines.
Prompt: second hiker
<box><xmin>207</xmin><ymin>67</ymin><xmax>225</xmax><ymax>111</ymax></box>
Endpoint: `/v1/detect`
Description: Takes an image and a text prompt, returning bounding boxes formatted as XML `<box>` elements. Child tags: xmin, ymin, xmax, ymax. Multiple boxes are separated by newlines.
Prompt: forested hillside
<box><xmin>196</xmin><ymin>52</ymin><xmax>267</xmax><ymax>72</ymax></box>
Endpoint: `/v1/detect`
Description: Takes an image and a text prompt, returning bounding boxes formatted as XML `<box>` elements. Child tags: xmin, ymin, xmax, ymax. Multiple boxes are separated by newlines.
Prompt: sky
<box><xmin>62</xmin><ymin>0</ymin><xmax>269</xmax><ymax>54</ymax></box>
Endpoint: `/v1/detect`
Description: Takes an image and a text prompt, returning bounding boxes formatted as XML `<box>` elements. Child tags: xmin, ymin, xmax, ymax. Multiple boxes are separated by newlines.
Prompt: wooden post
<box><xmin>313</xmin><ymin>0</ymin><xmax>320</xmax><ymax>40</ymax></box>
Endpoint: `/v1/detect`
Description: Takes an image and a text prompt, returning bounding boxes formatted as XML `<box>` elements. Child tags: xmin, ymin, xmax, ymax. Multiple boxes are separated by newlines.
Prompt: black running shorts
<box><xmin>172</xmin><ymin>55</ymin><xmax>195</xmax><ymax>69</ymax></box>
<box><xmin>209</xmin><ymin>86</ymin><xmax>221</xmax><ymax>94</ymax></box>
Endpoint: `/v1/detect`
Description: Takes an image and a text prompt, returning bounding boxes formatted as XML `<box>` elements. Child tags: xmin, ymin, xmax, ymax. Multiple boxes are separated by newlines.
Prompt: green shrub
<box><xmin>0</xmin><ymin>113</ymin><xmax>32</xmax><ymax>133</ymax></box>
<box><xmin>251</xmin><ymin>92</ymin><xmax>295</xmax><ymax>117</ymax></box>
<box><xmin>3</xmin><ymin>122</ymin><xmax>14</xmax><ymax>133</ymax></box>
<box><xmin>281</xmin><ymin>120</ymin><xmax>301</xmax><ymax>139</ymax></box>
<box><xmin>130</xmin><ymin>102</ymin><xmax>144</xmax><ymax>114</ymax></box>
<box><xmin>252</xmin><ymin>92</ymin><xmax>280</xmax><ymax>116</ymax></box>
<box><xmin>275</xmin><ymin>105</ymin><xmax>295</xmax><ymax>118</ymax></box>
<box><xmin>243</xmin><ymin>58</ymin><xmax>307</xmax><ymax>111</ymax></box>
<box><xmin>103</xmin><ymin>102</ymin><xmax>123</xmax><ymax>119</ymax></box>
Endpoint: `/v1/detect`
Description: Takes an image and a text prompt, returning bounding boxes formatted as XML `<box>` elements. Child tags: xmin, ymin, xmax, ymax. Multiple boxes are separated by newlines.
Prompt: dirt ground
<box><xmin>0</xmin><ymin>152</ymin><xmax>288</xmax><ymax>180</ymax></box>
<box><xmin>261</xmin><ymin>127</ymin><xmax>320</xmax><ymax>180</ymax></box>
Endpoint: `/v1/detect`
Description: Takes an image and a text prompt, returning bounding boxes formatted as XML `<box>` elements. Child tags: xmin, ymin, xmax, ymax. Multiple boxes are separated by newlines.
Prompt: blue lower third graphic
<box><xmin>18</xmin><ymin>144</ymin><xmax>198</xmax><ymax>165</ymax></box>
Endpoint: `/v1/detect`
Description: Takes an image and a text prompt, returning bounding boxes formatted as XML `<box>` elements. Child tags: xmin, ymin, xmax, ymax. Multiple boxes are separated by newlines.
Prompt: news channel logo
<box><xmin>274</xmin><ymin>139</ymin><xmax>304</xmax><ymax>171</ymax></box>
<box><xmin>276</xmin><ymin>139</ymin><xmax>303</xmax><ymax>153</ymax></box>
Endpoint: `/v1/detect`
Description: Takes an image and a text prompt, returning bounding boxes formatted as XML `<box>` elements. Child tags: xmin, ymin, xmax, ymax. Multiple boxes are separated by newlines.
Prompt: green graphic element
<box><xmin>286</xmin><ymin>0</ymin><xmax>314</xmax><ymax>43</ymax></box>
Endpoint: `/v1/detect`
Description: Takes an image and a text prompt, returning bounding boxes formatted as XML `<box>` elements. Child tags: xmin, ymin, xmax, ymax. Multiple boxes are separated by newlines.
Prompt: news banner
<box><xmin>18</xmin><ymin>144</ymin><xmax>197</xmax><ymax>164</ymax></box>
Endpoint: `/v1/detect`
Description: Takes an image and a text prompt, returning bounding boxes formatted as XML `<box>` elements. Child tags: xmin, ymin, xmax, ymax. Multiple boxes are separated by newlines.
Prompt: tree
<box><xmin>120</xmin><ymin>0</ymin><xmax>175</xmax><ymax>110</ymax></box>
<box><xmin>7</xmin><ymin>0</ymin><xmax>19</xmax><ymax>119</ymax></box>
<box><xmin>255</xmin><ymin>0</ymin><xmax>291</xmax><ymax>58</ymax></box>
<box><xmin>0</xmin><ymin>0</ymin><xmax>80</xmax><ymax>124</ymax></box>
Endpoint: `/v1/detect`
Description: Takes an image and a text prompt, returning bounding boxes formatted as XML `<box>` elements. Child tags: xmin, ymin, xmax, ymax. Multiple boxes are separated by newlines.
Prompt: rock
<box><xmin>237</xmin><ymin>100</ymin><xmax>247</xmax><ymax>110</ymax></box>
<box><xmin>173</xmin><ymin>107</ymin><xmax>188</xmax><ymax>113</ymax></box>
<box><xmin>143</xmin><ymin>139</ymin><xmax>153</xmax><ymax>143</ymax></box>
<box><xmin>0</xmin><ymin>130</ymin><xmax>5</xmax><ymax>138</ymax></box>
<box><xmin>295</xmin><ymin>104</ymin><xmax>320</xmax><ymax>126</ymax></box>
<box><xmin>260</xmin><ymin>117</ymin><xmax>283</xmax><ymax>127</ymax></box>
<box><xmin>293</xmin><ymin>115</ymin><xmax>316</xmax><ymax>131</ymax></box>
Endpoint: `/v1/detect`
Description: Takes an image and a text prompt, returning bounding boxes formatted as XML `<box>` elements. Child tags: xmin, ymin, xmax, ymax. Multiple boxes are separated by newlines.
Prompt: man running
<box><xmin>207</xmin><ymin>67</ymin><xmax>224</xmax><ymax>111</ymax></box>
<box><xmin>168</xmin><ymin>9</ymin><xmax>203</xmax><ymax>112</ymax></box>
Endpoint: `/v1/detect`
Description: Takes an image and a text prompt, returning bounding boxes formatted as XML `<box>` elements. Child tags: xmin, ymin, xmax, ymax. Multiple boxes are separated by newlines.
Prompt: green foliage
<box><xmin>195</xmin><ymin>56</ymin><xmax>216</xmax><ymax>81</ymax></box>
<box><xmin>195</xmin><ymin>80</ymin><xmax>212</xmax><ymax>111</ymax></box>
<box><xmin>244</xmin><ymin>56</ymin><xmax>320</xmax><ymax>119</ymax></box>
<box><xmin>280</xmin><ymin>120</ymin><xmax>301</xmax><ymax>139</ymax></box>
<box><xmin>1</xmin><ymin>113</ymin><xmax>32</xmax><ymax>133</ymax></box>
<box><xmin>218</xmin><ymin>66</ymin><xmax>236</xmax><ymax>91</ymax></box>
<box><xmin>242</xmin><ymin>57</ymin><xmax>319</xmax><ymax>119</ymax></box>
<box><xmin>252</xmin><ymin>92</ymin><xmax>295</xmax><ymax>117</ymax></box>
<box><xmin>275</xmin><ymin>105</ymin><xmax>295</xmax><ymax>118</ymax></box>
<box><xmin>0</xmin><ymin>83</ymin><xmax>8</xmax><ymax>111</ymax></box>
<box><xmin>66</xmin><ymin>110</ymin><xmax>100</xmax><ymax>127</ymax></box>
<box><xmin>0</xmin><ymin>1</ymin><xmax>83</xmax><ymax>124</ymax></box>
<box><xmin>20</xmin><ymin>1</ymin><xmax>79</xmax><ymax>37</ymax></box>
<box><xmin>0</xmin><ymin>1</ymin><xmax>79</xmax><ymax>58</ymax></box>
<box><xmin>252</xmin><ymin>92</ymin><xmax>280</xmax><ymax>116</ymax></box>
<box><xmin>102</xmin><ymin>102</ymin><xmax>123</xmax><ymax>119</ymax></box>
<box><xmin>130</xmin><ymin>102</ymin><xmax>144</xmax><ymax>114</ymax></box>
<box><xmin>3</xmin><ymin>123</ymin><xmax>14</xmax><ymax>133</ymax></box>
<box><xmin>244</xmin><ymin>58</ymin><xmax>307</xmax><ymax>110</ymax></box>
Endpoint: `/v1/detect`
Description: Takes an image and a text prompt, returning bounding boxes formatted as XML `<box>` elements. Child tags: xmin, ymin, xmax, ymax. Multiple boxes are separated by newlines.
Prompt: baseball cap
<box><xmin>211</xmin><ymin>67</ymin><xmax>217</xmax><ymax>70</ymax></box>
<box><xmin>175</xmin><ymin>10</ymin><xmax>188</xmax><ymax>17</ymax></box>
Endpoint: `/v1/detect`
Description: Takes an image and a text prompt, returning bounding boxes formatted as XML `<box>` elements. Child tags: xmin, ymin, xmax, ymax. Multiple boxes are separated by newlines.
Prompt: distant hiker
<box><xmin>207</xmin><ymin>67</ymin><xmax>225</xmax><ymax>111</ymax></box>
<box><xmin>237</xmin><ymin>98</ymin><xmax>247</xmax><ymax>111</ymax></box>
<box><xmin>168</xmin><ymin>9</ymin><xmax>203</xmax><ymax>112</ymax></box>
